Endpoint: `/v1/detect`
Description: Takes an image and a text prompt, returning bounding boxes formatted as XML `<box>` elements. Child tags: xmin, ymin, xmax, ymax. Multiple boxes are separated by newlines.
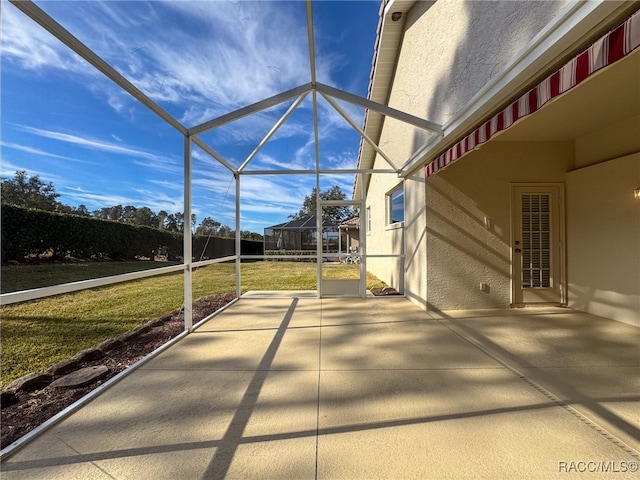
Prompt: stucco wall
<box><xmin>365</xmin><ymin>166</ymin><xmax>405</xmax><ymax>292</ymax></box>
<box><xmin>364</xmin><ymin>1</ymin><xmax>572</xmax><ymax>308</ymax></box>
<box><xmin>403</xmin><ymin>169</ymin><xmax>427</xmax><ymax>308</ymax></box>
<box><xmin>425</xmin><ymin>141</ymin><xmax>574</xmax><ymax>310</ymax></box>
<box><xmin>566</xmin><ymin>154</ymin><xmax>640</xmax><ymax>326</ymax></box>
<box><xmin>386</xmin><ymin>0</ymin><xmax>571</xmax><ymax>156</ymax></box>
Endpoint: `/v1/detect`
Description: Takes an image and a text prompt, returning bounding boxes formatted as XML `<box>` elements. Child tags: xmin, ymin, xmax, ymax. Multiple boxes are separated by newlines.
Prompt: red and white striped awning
<box><xmin>425</xmin><ymin>9</ymin><xmax>640</xmax><ymax>178</ymax></box>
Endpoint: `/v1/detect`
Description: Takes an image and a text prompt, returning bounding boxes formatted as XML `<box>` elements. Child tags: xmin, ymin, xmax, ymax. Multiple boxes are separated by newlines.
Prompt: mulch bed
<box><xmin>0</xmin><ymin>293</ymin><xmax>236</xmax><ymax>450</ymax></box>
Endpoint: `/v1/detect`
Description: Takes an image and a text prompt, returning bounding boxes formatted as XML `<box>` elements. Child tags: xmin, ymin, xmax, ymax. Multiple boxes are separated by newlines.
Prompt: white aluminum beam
<box><xmin>306</xmin><ymin>0</ymin><xmax>317</xmax><ymax>85</ymax></box>
<box><xmin>320</xmin><ymin>200</ymin><xmax>362</xmax><ymax>207</ymax></box>
<box><xmin>189</xmin><ymin>83</ymin><xmax>312</xmax><ymax>136</ymax></box>
<box><xmin>320</xmin><ymin>91</ymin><xmax>398</xmax><ymax>170</ymax></box>
<box><xmin>240</xmin><ymin>255</ymin><xmax>319</xmax><ymax>260</ymax></box>
<box><xmin>183</xmin><ymin>136</ymin><xmax>193</xmax><ymax>332</ymax></box>
<box><xmin>238</xmin><ymin>168</ymin><xmax>397</xmax><ymax>175</ymax></box>
<box><xmin>312</xmin><ymin>90</ymin><xmax>322</xmax><ymax>298</ymax></box>
<box><xmin>239</xmin><ymin>93</ymin><xmax>309</xmax><ymax>172</ymax></box>
<box><xmin>316</xmin><ymin>82</ymin><xmax>443</xmax><ymax>135</ymax></box>
<box><xmin>9</xmin><ymin>0</ymin><xmax>187</xmax><ymax>136</ymax></box>
<box><xmin>235</xmin><ymin>174</ymin><xmax>242</xmax><ymax>299</ymax></box>
<box><xmin>358</xmin><ymin>193</ymin><xmax>366</xmax><ymax>297</ymax></box>
<box><xmin>0</xmin><ymin>264</ymin><xmax>184</xmax><ymax>306</ymax></box>
<box><xmin>192</xmin><ymin>255</ymin><xmax>237</xmax><ymax>268</ymax></box>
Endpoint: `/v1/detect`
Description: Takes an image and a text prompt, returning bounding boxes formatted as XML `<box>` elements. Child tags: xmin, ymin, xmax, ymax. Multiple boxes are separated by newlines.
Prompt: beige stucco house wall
<box><xmin>566</xmin><ymin>153</ymin><xmax>640</xmax><ymax>325</ymax></box>
<box><xmin>360</xmin><ymin>0</ymin><xmax>640</xmax><ymax>325</ymax></box>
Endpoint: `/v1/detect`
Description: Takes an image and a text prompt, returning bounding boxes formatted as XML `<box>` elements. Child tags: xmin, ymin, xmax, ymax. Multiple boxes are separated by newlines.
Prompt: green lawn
<box><xmin>1</xmin><ymin>261</ymin><xmax>386</xmax><ymax>387</ymax></box>
<box><xmin>1</xmin><ymin>260</ymin><xmax>180</xmax><ymax>293</ymax></box>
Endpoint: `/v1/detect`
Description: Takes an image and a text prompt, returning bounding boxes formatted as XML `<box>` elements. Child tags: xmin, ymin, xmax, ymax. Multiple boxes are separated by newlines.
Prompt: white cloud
<box><xmin>147</xmin><ymin>179</ymin><xmax>183</xmax><ymax>191</ymax></box>
<box><xmin>131</xmin><ymin>188</ymin><xmax>184</xmax><ymax>213</ymax></box>
<box><xmin>61</xmin><ymin>185</ymin><xmax>184</xmax><ymax>214</ymax></box>
<box><xmin>1</xmin><ymin>5</ymin><xmax>96</xmax><ymax>75</ymax></box>
<box><xmin>251</xmin><ymin>152</ymin><xmax>313</xmax><ymax>171</ymax></box>
<box><xmin>323</xmin><ymin>151</ymin><xmax>359</xmax><ymax>170</ymax></box>
<box><xmin>240</xmin><ymin>202</ymin><xmax>291</xmax><ymax>215</ymax></box>
<box><xmin>61</xmin><ymin>187</ymin><xmax>136</xmax><ymax>210</ymax></box>
<box><xmin>2</xmin><ymin>1</ymin><xmax>342</xmax><ymax>130</ymax></box>
<box><xmin>0</xmin><ymin>160</ymin><xmax>65</xmax><ymax>187</ymax></box>
<box><xmin>1</xmin><ymin>142</ymin><xmax>92</xmax><ymax>164</ymax></box>
<box><xmin>132</xmin><ymin>159</ymin><xmax>182</xmax><ymax>176</ymax></box>
<box><xmin>18</xmin><ymin>125</ymin><xmax>175</xmax><ymax>164</ymax></box>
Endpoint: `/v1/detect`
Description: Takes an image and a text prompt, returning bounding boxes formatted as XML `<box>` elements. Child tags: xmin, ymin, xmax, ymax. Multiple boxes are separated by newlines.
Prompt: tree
<box><xmin>165</xmin><ymin>213</ymin><xmax>179</xmax><ymax>232</ymax></box>
<box><xmin>289</xmin><ymin>185</ymin><xmax>352</xmax><ymax>224</ymax></box>
<box><xmin>174</xmin><ymin>212</ymin><xmax>184</xmax><ymax>232</ymax></box>
<box><xmin>195</xmin><ymin>217</ymin><xmax>221</xmax><ymax>236</ymax></box>
<box><xmin>157</xmin><ymin>210</ymin><xmax>169</xmax><ymax>230</ymax></box>
<box><xmin>133</xmin><ymin>206</ymin><xmax>156</xmax><ymax>227</ymax></box>
<box><xmin>241</xmin><ymin>230</ymin><xmax>264</xmax><ymax>241</ymax></box>
<box><xmin>1</xmin><ymin>170</ymin><xmax>60</xmax><ymax>211</ymax></box>
<box><xmin>122</xmin><ymin>205</ymin><xmax>137</xmax><ymax>224</ymax></box>
<box><xmin>218</xmin><ymin>224</ymin><xmax>232</xmax><ymax>238</ymax></box>
<box><xmin>74</xmin><ymin>204</ymin><xmax>91</xmax><ymax>216</ymax></box>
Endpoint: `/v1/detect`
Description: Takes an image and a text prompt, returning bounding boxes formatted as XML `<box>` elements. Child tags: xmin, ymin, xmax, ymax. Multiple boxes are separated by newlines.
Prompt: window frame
<box><xmin>386</xmin><ymin>183</ymin><xmax>405</xmax><ymax>227</ymax></box>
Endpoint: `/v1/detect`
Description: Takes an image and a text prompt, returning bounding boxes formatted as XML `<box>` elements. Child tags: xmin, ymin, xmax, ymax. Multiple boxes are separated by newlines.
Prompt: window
<box><xmin>521</xmin><ymin>193</ymin><xmax>551</xmax><ymax>288</ymax></box>
<box><xmin>366</xmin><ymin>206</ymin><xmax>371</xmax><ymax>233</ymax></box>
<box><xmin>387</xmin><ymin>184</ymin><xmax>404</xmax><ymax>225</ymax></box>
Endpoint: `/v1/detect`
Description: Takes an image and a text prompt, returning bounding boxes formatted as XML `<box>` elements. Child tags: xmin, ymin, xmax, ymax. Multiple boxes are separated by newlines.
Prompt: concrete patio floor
<box><xmin>1</xmin><ymin>294</ymin><xmax>639</xmax><ymax>479</ymax></box>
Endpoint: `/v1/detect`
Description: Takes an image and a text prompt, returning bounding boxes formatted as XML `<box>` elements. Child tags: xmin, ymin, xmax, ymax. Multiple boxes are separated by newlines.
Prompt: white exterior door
<box><xmin>511</xmin><ymin>184</ymin><xmax>565</xmax><ymax>305</ymax></box>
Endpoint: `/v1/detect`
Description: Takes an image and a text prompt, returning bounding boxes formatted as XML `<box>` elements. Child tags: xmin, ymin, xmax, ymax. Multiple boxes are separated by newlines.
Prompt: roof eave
<box><xmin>354</xmin><ymin>0</ymin><xmax>417</xmax><ymax>200</ymax></box>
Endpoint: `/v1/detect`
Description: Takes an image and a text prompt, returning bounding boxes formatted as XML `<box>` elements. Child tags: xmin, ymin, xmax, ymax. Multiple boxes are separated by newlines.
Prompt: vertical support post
<box><xmin>359</xmin><ymin>174</ymin><xmax>367</xmax><ymax>298</ymax></box>
<box><xmin>183</xmin><ymin>135</ymin><xmax>193</xmax><ymax>332</ymax></box>
<box><xmin>235</xmin><ymin>173</ymin><xmax>241</xmax><ymax>299</ymax></box>
<box><xmin>312</xmin><ymin>90</ymin><xmax>322</xmax><ymax>298</ymax></box>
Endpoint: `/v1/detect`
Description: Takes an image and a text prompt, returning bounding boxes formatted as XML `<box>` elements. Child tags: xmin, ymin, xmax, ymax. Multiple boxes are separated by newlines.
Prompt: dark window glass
<box><xmin>390</xmin><ymin>187</ymin><xmax>404</xmax><ymax>224</ymax></box>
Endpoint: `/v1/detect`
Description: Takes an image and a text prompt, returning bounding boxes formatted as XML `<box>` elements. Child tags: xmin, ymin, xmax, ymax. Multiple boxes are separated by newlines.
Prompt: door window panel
<box><xmin>521</xmin><ymin>193</ymin><xmax>552</xmax><ymax>288</ymax></box>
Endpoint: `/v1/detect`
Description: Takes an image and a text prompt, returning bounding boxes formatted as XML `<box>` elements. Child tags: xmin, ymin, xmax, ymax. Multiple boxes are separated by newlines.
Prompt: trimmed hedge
<box><xmin>1</xmin><ymin>205</ymin><xmax>262</xmax><ymax>262</ymax></box>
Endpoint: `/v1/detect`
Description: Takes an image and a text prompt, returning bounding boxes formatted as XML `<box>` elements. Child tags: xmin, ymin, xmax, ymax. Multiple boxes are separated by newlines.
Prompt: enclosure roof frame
<box><xmin>2</xmin><ymin>0</ymin><xmax>442</xmax><ymax>308</ymax></box>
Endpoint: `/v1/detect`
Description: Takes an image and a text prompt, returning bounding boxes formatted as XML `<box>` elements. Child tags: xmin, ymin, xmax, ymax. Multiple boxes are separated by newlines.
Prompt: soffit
<box><xmin>494</xmin><ymin>48</ymin><xmax>640</xmax><ymax>143</ymax></box>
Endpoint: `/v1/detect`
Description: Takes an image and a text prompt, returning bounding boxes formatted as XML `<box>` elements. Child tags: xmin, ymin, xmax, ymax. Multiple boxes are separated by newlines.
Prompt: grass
<box><xmin>1</xmin><ymin>260</ymin><xmax>180</xmax><ymax>293</ymax></box>
<box><xmin>1</xmin><ymin>261</ymin><xmax>386</xmax><ymax>387</ymax></box>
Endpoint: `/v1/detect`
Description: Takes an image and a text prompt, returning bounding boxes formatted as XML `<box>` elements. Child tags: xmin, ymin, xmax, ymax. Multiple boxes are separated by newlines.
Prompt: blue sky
<box><xmin>1</xmin><ymin>0</ymin><xmax>380</xmax><ymax>234</ymax></box>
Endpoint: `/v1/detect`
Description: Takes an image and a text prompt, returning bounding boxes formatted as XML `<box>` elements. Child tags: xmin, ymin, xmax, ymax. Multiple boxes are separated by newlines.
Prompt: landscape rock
<box><xmin>51</xmin><ymin>365</ymin><xmax>109</xmax><ymax>389</ymax></box>
<box><xmin>1</xmin><ymin>390</ymin><xmax>19</xmax><ymax>408</ymax></box>
<box><xmin>71</xmin><ymin>348</ymin><xmax>104</xmax><ymax>363</ymax></box>
<box><xmin>98</xmin><ymin>338</ymin><xmax>122</xmax><ymax>352</ymax></box>
<box><xmin>116</xmin><ymin>329</ymin><xmax>139</xmax><ymax>342</ymax></box>
<box><xmin>133</xmin><ymin>323</ymin><xmax>152</xmax><ymax>335</ymax></box>
<box><xmin>46</xmin><ymin>357</ymin><xmax>81</xmax><ymax>376</ymax></box>
<box><xmin>5</xmin><ymin>372</ymin><xmax>52</xmax><ymax>393</ymax></box>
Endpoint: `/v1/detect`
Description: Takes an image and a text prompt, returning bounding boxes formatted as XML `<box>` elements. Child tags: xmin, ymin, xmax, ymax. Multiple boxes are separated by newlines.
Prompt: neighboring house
<box><xmin>358</xmin><ymin>0</ymin><xmax>640</xmax><ymax>326</ymax></box>
<box><xmin>264</xmin><ymin>216</ymin><xmax>340</xmax><ymax>253</ymax></box>
<box><xmin>339</xmin><ymin>217</ymin><xmax>360</xmax><ymax>254</ymax></box>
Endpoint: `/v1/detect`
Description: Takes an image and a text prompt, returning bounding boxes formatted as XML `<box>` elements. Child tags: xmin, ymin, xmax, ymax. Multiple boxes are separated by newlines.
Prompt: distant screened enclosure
<box><xmin>264</xmin><ymin>216</ymin><xmax>339</xmax><ymax>252</ymax></box>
